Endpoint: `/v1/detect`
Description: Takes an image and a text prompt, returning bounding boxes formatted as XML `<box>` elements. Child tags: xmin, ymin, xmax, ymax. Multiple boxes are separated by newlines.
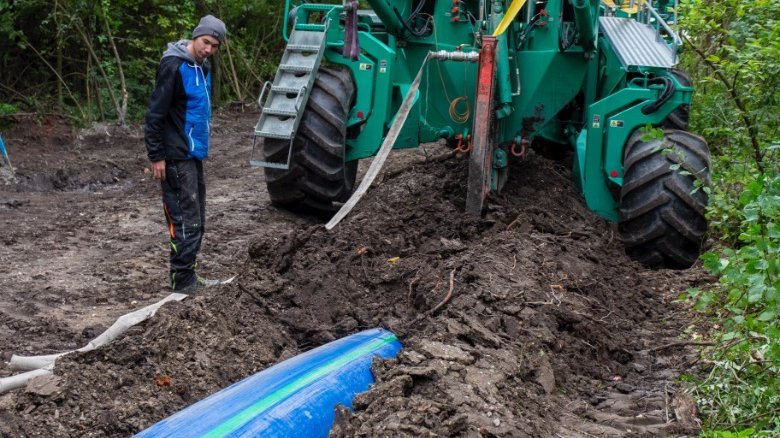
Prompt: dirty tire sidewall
<box><xmin>618</xmin><ymin>129</ymin><xmax>710</xmax><ymax>268</ymax></box>
<box><xmin>264</xmin><ymin>67</ymin><xmax>357</xmax><ymax>214</ymax></box>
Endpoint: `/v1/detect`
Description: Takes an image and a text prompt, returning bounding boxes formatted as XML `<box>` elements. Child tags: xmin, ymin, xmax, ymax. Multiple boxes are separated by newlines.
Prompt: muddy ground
<box><xmin>0</xmin><ymin>111</ymin><xmax>711</xmax><ymax>437</ymax></box>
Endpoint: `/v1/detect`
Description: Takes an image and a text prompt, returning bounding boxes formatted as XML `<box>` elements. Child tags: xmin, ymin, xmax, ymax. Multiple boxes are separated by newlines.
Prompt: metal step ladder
<box><xmin>251</xmin><ymin>26</ymin><xmax>328</xmax><ymax>169</ymax></box>
<box><xmin>599</xmin><ymin>3</ymin><xmax>681</xmax><ymax>69</ymax></box>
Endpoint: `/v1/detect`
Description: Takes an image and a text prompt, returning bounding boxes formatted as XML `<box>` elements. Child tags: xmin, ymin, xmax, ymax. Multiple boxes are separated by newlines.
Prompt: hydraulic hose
<box><xmin>366</xmin><ymin>0</ymin><xmax>411</xmax><ymax>37</ymax></box>
<box><xmin>641</xmin><ymin>77</ymin><xmax>675</xmax><ymax>115</ymax></box>
<box><xmin>391</xmin><ymin>0</ymin><xmax>433</xmax><ymax>37</ymax></box>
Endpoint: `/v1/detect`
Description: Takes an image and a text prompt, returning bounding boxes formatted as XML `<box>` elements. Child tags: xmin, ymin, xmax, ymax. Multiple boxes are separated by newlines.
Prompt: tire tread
<box><xmin>619</xmin><ymin>128</ymin><xmax>710</xmax><ymax>268</ymax></box>
<box><xmin>264</xmin><ymin>66</ymin><xmax>357</xmax><ymax>213</ymax></box>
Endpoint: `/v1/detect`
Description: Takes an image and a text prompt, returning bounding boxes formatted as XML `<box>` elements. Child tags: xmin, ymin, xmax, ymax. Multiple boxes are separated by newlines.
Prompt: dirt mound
<box><xmin>0</xmin><ymin>113</ymin><xmax>710</xmax><ymax>436</ymax></box>
<box><xmin>243</xmin><ymin>152</ymin><xmax>708</xmax><ymax>436</ymax></box>
<box><xmin>1</xmin><ymin>117</ymin><xmax>134</xmax><ymax>192</ymax></box>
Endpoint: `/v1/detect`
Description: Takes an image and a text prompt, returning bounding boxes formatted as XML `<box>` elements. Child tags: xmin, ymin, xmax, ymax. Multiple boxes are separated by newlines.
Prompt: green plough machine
<box><xmin>251</xmin><ymin>0</ymin><xmax>710</xmax><ymax>269</ymax></box>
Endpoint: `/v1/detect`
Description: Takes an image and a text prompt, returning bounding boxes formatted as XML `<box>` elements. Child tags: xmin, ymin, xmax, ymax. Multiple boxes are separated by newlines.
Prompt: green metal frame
<box><xmin>277</xmin><ymin>0</ymin><xmax>694</xmax><ymax>221</ymax></box>
<box><xmin>574</xmin><ymin>77</ymin><xmax>690</xmax><ymax>220</ymax></box>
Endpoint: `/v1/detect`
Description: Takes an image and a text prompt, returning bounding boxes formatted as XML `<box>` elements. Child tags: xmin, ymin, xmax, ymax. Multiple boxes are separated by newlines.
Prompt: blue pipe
<box><xmin>136</xmin><ymin>328</ymin><xmax>402</xmax><ymax>438</ymax></box>
<box><xmin>0</xmin><ymin>134</ymin><xmax>9</xmax><ymax>162</ymax></box>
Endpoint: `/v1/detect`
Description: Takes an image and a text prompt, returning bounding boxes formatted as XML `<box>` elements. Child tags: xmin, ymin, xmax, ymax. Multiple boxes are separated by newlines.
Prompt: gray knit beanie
<box><xmin>192</xmin><ymin>15</ymin><xmax>227</xmax><ymax>43</ymax></box>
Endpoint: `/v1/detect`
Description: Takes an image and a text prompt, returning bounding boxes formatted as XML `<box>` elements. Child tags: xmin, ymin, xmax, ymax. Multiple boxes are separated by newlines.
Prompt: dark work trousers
<box><xmin>161</xmin><ymin>159</ymin><xmax>205</xmax><ymax>291</ymax></box>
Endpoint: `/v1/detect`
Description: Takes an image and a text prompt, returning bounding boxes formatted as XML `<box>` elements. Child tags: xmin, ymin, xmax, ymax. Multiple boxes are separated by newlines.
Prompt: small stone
<box><xmin>25</xmin><ymin>375</ymin><xmax>63</xmax><ymax>397</ymax></box>
<box><xmin>493</xmin><ymin>418</ymin><xmax>501</xmax><ymax>427</ymax></box>
<box><xmin>397</xmin><ymin>365</ymin><xmax>437</xmax><ymax>378</ymax></box>
<box><xmin>416</xmin><ymin>340</ymin><xmax>474</xmax><ymax>364</ymax></box>
<box><xmin>402</xmin><ymin>350</ymin><xmax>426</xmax><ymax>365</ymax></box>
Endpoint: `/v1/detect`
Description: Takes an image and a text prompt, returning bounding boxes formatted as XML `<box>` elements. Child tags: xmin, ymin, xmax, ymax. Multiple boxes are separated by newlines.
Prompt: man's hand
<box><xmin>151</xmin><ymin>160</ymin><xmax>166</xmax><ymax>181</ymax></box>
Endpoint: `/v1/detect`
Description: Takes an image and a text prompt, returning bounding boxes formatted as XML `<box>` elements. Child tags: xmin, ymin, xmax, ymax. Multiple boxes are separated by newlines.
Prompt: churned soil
<box><xmin>0</xmin><ymin>110</ymin><xmax>711</xmax><ymax>437</ymax></box>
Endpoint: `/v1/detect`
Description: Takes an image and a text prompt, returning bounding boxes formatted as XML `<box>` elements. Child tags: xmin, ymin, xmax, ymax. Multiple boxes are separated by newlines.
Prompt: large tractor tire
<box><xmin>618</xmin><ymin>129</ymin><xmax>710</xmax><ymax>269</ymax></box>
<box><xmin>663</xmin><ymin>69</ymin><xmax>692</xmax><ymax>131</ymax></box>
<box><xmin>264</xmin><ymin>67</ymin><xmax>357</xmax><ymax>214</ymax></box>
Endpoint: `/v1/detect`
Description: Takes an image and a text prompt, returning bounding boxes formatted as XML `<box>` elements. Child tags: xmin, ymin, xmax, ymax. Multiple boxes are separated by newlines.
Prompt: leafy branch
<box><xmin>20</xmin><ymin>36</ymin><xmax>86</xmax><ymax>120</ymax></box>
<box><xmin>99</xmin><ymin>0</ymin><xmax>128</xmax><ymax>125</ymax></box>
<box><xmin>682</xmin><ymin>33</ymin><xmax>764</xmax><ymax>173</ymax></box>
<box><xmin>57</xmin><ymin>3</ymin><xmax>124</xmax><ymax>126</ymax></box>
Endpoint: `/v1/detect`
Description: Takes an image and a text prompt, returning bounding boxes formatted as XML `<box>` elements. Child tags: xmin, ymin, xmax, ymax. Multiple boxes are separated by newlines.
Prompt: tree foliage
<box><xmin>0</xmin><ymin>0</ymin><xmax>285</xmax><ymax>124</ymax></box>
<box><xmin>680</xmin><ymin>0</ymin><xmax>779</xmax><ymax>240</ymax></box>
<box><xmin>686</xmin><ymin>174</ymin><xmax>779</xmax><ymax>433</ymax></box>
<box><xmin>679</xmin><ymin>0</ymin><xmax>779</xmax><ymax>433</ymax></box>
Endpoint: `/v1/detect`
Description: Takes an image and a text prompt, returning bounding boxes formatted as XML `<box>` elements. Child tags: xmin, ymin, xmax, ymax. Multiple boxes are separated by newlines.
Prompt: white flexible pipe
<box><xmin>0</xmin><ymin>292</ymin><xmax>189</xmax><ymax>394</ymax></box>
<box><xmin>0</xmin><ymin>367</ymin><xmax>53</xmax><ymax>393</ymax></box>
<box><xmin>325</xmin><ymin>53</ymin><xmax>433</xmax><ymax>230</ymax></box>
<box><xmin>10</xmin><ymin>292</ymin><xmax>188</xmax><ymax>370</ymax></box>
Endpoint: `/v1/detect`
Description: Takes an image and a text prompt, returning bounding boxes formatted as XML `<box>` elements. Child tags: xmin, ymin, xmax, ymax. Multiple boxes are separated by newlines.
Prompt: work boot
<box><xmin>196</xmin><ymin>276</ymin><xmax>222</xmax><ymax>287</ymax></box>
<box><xmin>174</xmin><ymin>281</ymin><xmax>203</xmax><ymax>296</ymax></box>
<box><xmin>173</xmin><ymin>276</ymin><xmax>221</xmax><ymax>296</ymax></box>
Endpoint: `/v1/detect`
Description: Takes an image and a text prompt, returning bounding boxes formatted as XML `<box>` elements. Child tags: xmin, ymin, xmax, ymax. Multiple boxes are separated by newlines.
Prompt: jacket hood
<box><xmin>162</xmin><ymin>40</ymin><xmax>197</xmax><ymax>63</ymax></box>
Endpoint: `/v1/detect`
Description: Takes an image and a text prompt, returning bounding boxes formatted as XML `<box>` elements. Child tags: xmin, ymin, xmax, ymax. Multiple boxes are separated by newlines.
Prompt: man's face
<box><xmin>192</xmin><ymin>35</ymin><xmax>220</xmax><ymax>63</ymax></box>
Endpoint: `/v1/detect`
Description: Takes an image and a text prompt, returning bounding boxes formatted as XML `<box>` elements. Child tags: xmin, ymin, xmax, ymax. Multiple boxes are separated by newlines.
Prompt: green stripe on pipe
<box><xmin>203</xmin><ymin>333</ymin><xmax>399</xmax><ymax>438</ymax></box>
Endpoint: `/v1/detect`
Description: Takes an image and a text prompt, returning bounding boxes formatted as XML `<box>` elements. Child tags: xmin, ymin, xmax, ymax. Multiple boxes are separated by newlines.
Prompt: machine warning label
<box><xmin>610</xmin><ymin>120</ymin><xmax>624</xmax><ymax>128</ymax></box>
<box><xmin>592</xmin><ymin>114</ymin><xmax>601</xmax><ymax>129</ymax></box>
<box><xmin>380</xmin><ymin>60</ymin><xmax>387</xmax><ymax>73</ymax></box>
<box><xmin>359</xmin><ymin>63</ymin><xmax>373</xmax><ymax>71</ymax></box>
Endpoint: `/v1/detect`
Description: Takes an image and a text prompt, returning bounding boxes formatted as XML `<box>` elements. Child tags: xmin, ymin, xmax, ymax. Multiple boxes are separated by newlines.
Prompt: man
<box><xmin>144</xmin><ymin>15</ymin><xmax>227</xmax><ymax>294</ymax></box>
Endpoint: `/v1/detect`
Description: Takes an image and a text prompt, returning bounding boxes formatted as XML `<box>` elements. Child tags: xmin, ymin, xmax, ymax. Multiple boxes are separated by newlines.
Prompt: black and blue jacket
<box><xmin>145</xmin><ymin>40</ymin><xmax>212</xmax><ymax>162</ymax></box>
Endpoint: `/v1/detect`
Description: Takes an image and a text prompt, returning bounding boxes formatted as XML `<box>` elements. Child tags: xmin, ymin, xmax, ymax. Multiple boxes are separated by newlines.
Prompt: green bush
<box><xmin>678</xmin><ymin>0</ymin><xmax>779</xmax><ymax>433</ymax></box>
<box><xmin>0</xmin><ymin>0</ymin><xmax>285</xmax><ymax>125</ymax></box>
<box><xmin>687</xmin><ymin>174</ymin><xmax>779</xmax><ymax>432</ymax></box>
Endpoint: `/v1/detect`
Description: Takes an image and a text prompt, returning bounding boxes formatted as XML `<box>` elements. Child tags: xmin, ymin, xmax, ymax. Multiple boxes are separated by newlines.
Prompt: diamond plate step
<box><xmin>285</xmin><ymin>44</ymin><xmax>321</xmax><ymax>52</ymax></box>
<box><xmin>278</xmin><ymin>64</ymin><xmax>314</xmax><ymax>73</ymax></box>
<box><xmin>600</xmin><ymin>16</ymin><xmax>676</xmax><ymax>68</ymax></box>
